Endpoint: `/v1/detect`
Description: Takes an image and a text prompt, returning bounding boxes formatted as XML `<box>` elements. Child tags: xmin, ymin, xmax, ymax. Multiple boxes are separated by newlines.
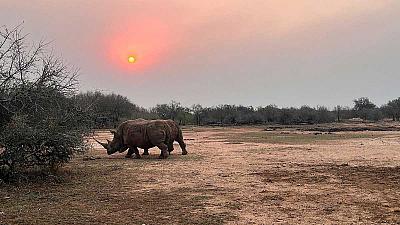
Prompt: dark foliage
<box><xmin>75</xmin><ymin>91</ymin><xmax>157</xmax><ymax>128</ymax></box>
<box><xmin>0</xmin><ymin>25</ymin><xmax>90</xmax><ymax>180</ymax></box>
<box><xmin>72</xmin><ymin>94</ymin><xmax>400</xmax><ymax>127</ymax></box>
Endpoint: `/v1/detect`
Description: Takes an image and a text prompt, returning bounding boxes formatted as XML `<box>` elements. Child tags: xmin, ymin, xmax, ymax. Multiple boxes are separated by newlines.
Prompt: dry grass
<box><xmin>212</xmin><ymin>130</ymin><xmax>386</xmax><ymax>145</ymax></box>
<box><xmin>253</xmin><ymin>164</ymin><xmax>400</xmax><ymax>224</ymax></box>
<box><xmin>1</xmin><ymin>124</ymin><xmax>400</xmax><ymax>224</ymax></box>
<box><xmin>0</xmin><ymin>158</ymin><xmax>233</xmax><ymax>225</ymax></box>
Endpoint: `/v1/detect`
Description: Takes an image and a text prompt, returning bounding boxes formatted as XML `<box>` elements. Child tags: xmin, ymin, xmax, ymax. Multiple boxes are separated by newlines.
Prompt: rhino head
<box><xmin>95</xmin><ymin>130</ymin><xmax>126</xmax><ymax>155</ymax></box>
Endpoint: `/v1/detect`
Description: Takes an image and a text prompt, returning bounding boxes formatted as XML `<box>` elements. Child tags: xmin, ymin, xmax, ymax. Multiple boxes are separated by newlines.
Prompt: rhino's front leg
<box><xmin>167</xmin><ymin>142</ymin><xmax>174</xmax><ymax>155</ymax></box>
<box><xmin>125</xmin><ymin>147</ymin><xmax>141</xmax><ymax>159</ymax></box>
<box><xmin>157</xmin><ymin>143</ymin><xmax>169</xmax><ymax>159</ymax></box>
<box><xmin>125</xmin><ymin>148</ymin><xmax>134</xmax><ymax>158</ymax></box>
<box><xmin>132</xmin><ymin>147</ymin><xmax>141</xmax><ymax>159</ymax></box>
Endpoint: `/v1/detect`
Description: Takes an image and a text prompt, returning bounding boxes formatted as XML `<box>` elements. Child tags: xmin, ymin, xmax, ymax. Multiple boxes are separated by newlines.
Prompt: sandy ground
<box><xmin>1</xmin><ymin>126</ymin><xmax>400</xmax><ymax>224</ymax></box>
<box><xmin>171</xmin><ymin>127</ymin><xmax>400</xmax><ymax>224</ymax></box>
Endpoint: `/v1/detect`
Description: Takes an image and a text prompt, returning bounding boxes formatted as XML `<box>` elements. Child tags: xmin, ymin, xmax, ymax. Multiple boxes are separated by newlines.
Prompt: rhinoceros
<box><xmin>95</xmin><ymin>119</ymin><xmax>187</xmax><ymax>159</ymax></box>
<box><xmin>142</xmin><ymin>119</ymin><xmax>187</xmax><ymax>156</ymax></box>
<box><xmin>119</xmin><ymin>119</ymin><xmax>186</xmax><ymax>157</ymax></box>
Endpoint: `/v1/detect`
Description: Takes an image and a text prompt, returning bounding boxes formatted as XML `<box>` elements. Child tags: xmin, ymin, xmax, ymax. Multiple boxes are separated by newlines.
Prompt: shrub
<box><xmin>0</xmin><ymin>25</ymin><xmax>90</xmax><ymax>180</ymax></box>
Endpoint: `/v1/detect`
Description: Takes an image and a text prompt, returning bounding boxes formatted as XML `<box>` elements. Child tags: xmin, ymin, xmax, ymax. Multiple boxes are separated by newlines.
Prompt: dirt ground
<box><xmin>1</xmin><ymin>125</ymin><xmax>400</xmax><ymax>224</ymax></box>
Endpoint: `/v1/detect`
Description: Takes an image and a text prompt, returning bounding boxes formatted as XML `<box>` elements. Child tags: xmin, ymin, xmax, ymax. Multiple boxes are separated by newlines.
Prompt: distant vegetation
<box><xmin>75</xmin><ymin>93</ymin><xmax>400</xmax><ymax>128</ymax></box>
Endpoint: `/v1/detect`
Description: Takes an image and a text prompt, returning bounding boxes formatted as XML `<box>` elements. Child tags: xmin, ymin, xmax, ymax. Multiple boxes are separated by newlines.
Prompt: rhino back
<box><xmin>121</xmin><ymin>121</ymin><xmax>152</xmax><ymax>148</ymax></box>
<box><xmin>145</xmin><ymin>120</ymin><xmax>172</xmax><ymax>146</ymax></box>
<box><xmin>164</xmin><ymin>120</ymin><xmax>179</xmax><ymax>140</ymax></box>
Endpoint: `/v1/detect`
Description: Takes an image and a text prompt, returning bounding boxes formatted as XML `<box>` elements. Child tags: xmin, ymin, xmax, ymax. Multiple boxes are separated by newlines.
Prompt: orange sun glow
<box><xmin>103</xmin><ymin>16</ymin><xmax>176</xmax><ymax>73</ymax></box>
<box><xmin>128</xmin><ymin>56</ymin><xmax>136</xmax><ymax>63</ymax></box>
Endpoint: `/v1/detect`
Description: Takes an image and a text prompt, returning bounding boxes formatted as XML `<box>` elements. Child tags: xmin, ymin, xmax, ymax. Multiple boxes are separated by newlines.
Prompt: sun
<box><xmin>128</xmin><ymin>56</ymin><xmax>136</xmax><ymax>63</ymax></box>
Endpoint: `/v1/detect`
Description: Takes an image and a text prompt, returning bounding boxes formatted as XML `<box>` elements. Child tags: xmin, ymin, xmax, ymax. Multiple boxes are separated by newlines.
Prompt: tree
<box><xmin>334</xmin><ymin>105</ymin><xmax>342</xmax><ymax>122</ymax></box>
<box><xmin>353</xmin><ymin>97</ymin><xmax>376</xmax><ymax>120</ymax></box>
<box><xmin>298</xmin><ymin>106</ymin><xmax>317</xmax><ymax>124</ymax></box>
<box><xmin>257</xmin><ymin>105</ymin><xmax>280</xmax><ymax>123</ymax></box>
<box><xmin>0</xmin><ymin>25</ymin><xmax>90</xmax><ymax>180</ymax></box>
<box><xmin>386</xmin><ymin>98</ymin><xmax>400</xmax><ymax>121</ymax></box>
<box><xmin>153</xmin><ymin>101</ymin><xmax>183</xmax><ymax>121</ymax></box>
<box><xmin>315</xmin><ymin>106</ymin><xmax>335</xmax><ymax>123</ymax></box>
<box><xmin>279</xmin><ymin>108</ymin><xmax>298</xmax><ymax>125</ymax></box>
<box><xmin>168</xmin><ymin>101</ymin><xmax>182</xmax><ymax>121</ymax></box>
<box><xmin>353</xmin><ymin>97</ymin><xmax>376</xmax><ymax>111</ymax></box>
<box><xmin>176</xmin><ymin>106</ymin><xmax>192</xmax><ymax>125</ymax></box>
<box><xmin>75</xmin><ymin>91</ymin><xmax>142</xmax><ymax>128</ymax></box>
<box><xmin>191</xmin><ymin>104</ymin><xmax>203</xmax><ymax>125</ymax></box>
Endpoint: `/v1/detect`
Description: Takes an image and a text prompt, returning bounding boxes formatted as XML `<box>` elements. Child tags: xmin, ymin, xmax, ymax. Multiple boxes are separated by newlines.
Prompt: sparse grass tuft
<box><xmin>213</xmin><ymin>131</ymin><xmax>384</xmax><ymax>144</ymax></box>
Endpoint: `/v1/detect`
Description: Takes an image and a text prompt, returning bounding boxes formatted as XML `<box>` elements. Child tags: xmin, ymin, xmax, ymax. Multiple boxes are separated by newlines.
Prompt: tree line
<box><xmin>76</xmin><ymin>93</ymin><xmax>400</xmax><ymax>127</ymax></box>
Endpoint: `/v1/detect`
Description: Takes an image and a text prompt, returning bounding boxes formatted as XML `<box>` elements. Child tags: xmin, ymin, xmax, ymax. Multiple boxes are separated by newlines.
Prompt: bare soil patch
<box><xmin>254</xmin><ymin>164</ymin><xmax>400</xmax><ymax>224</ymax></box>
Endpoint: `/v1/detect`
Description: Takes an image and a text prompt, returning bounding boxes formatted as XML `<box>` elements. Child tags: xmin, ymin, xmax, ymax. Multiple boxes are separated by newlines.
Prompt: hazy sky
<box><xmin>1</xmin><ymin>0</ymin><xmax>399</xmax><ymax>108</ymax></box>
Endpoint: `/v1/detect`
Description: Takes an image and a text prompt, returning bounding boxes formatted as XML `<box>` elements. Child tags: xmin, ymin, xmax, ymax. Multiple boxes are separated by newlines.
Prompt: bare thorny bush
<box><xmin>0</xmin><ymin>25</ymin><xmax>92</xmax><ymax>181</ymax></box>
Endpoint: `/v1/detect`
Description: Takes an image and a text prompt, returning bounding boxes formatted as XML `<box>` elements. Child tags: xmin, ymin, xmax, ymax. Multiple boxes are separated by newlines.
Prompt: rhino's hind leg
<box><xmin>177</xmin><ymin>138</ymin><xmax>188</xmax><ymax>155</ymax></box>
<box><xmin>142</xmin><ymin>149</ymin><xmax>149</xmax><ymax>155</ymax></box>
<box><xmin>157</xmin><ymin>143</ymin><xmax>169</xmax><ymax>159</ymax></box>
<box><xmin>177</xmin><ymin>130</ymin><xmax>188</xmax><ymax>155</ymax></box>
<box><xmin>179</xmin><ymin>141</ymin><xmax>187</xmax><ymax>155</ymax></box>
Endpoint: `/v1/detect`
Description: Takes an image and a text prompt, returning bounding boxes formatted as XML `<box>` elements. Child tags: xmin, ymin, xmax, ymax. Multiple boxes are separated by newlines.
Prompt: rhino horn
<box><xmin>94</xmin><ymin>138</ymin><xmax>108</xmax><ymax>149</ymax></box>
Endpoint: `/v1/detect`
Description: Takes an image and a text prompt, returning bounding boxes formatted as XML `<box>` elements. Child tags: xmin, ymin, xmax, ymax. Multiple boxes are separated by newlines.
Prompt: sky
<box><xmin>1</xmin><ymin>0</ymin><xmax>400</xmax><ymax>108</ymax></box>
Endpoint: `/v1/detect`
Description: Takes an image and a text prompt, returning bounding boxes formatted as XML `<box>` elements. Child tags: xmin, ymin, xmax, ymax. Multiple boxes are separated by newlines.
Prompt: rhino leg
<box><xmin>125</xmin><ymin>148</ymin><xmax>134</xmax><ymax>158</ymax></box>
<box><xmin>167</xmin><ymin>142</ymin><xmax>174</xmax><ymax>155</ymax></box>
<box><xmin>132</xmin><ymin>147</ymin><xmax>141</xmax><ymax>159</ymax></box>
<box><xmin>157</xmin><ymin>143</ymin><xmax>169</xmax><ymax>159</ymax></box>
<box><xmin>142</xmin><ymin>149</ymin><xmax>149</xmax><ymax>155</ymax></box>
<box><xmin>178</xmin><ymin>139</ymin><xmax>188</xmax><ymax>155</ymax></box>
<box><xmin>177</xmin><ymin>129</ymin><xmax>188</xmax><ymax>155</ymax></box>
